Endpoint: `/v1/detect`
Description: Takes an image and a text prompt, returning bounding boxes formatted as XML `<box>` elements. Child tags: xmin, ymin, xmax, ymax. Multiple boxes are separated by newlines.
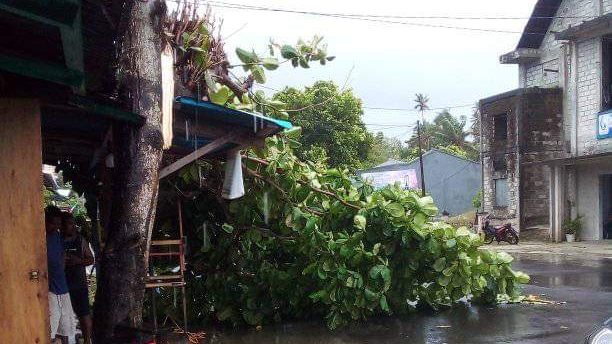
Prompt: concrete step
<box><xmin>520</xmin><ymin>226</ymin><xmax>551</xmax><ymax>242</ymax></box>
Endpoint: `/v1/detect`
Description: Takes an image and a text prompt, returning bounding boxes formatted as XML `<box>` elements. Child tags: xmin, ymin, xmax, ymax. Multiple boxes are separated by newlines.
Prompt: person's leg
<box><xmin>49</xmin><ymin>292</ymin><xmax>61</xmax><ymax>340</ymax></box>
<box><xmin>71</xmin><ymin>287</ymin><xmax>92</xmax><ymax>344</ymax></box>
<box><xmin>56</xmin><ymin>293</ymin><xmax>75</xmax><ymax>344</ymax></box>
<box><xmin>79</xmin><ymin>315</ymin><xmax>93</xmax><ymax>344</ymax></box>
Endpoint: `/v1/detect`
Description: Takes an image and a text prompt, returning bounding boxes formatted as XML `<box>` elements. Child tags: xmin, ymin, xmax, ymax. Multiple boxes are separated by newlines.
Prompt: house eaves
<box><xmin>498</xmin><ymin>0</ymin><xmax>562</xmax><ymax>64</ymax></box>
<box><xmin>555</xmin><ymin>13</ymin><xmax>612</xmax><ymax>41</ymax></box>
<box><xmin>516</xmin><ymin>0</ymin><xmax>563</xmax><ymax>49</ymax></box>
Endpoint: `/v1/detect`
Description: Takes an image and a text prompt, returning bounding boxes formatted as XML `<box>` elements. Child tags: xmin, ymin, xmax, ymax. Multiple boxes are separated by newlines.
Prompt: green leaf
<box><xmin>298</xmin><ymin>56</ymin><xmax>310</xmax><ymax>68</ymax></box>
<box><xmin>236</xmin><ymin>47</ymin><xmax>258</xmax><ymax>64</ymax></box>
<box><xmin>209</xmin><ymin>85</ymin><xmax>231</xmax><ymax>105</ymax></box>
<box><xmin>433</xmin><ymin>258</ymin><xmax>446</xmax><ymax>272</ymax></box>
<box><xmin>514</xmin><ymin>271</ymin><xmax>530</xmax><ymax>284</ymax></box>
<box><xmin>353</xmin><ymin>215</ymin><xmax>366</xmax><ymax>229</ymax></box>
<box><xmin>281</xmin><ymin>45</ymin><xmax>299</xmax><ymax>59</ymax></box>
<box><xmin>445</xmin><ymin>238</ymin><xmax>457</xmax><ymax>249</ymax></box>
<box><xmin>364</xmin><ymin>288</ymin><xmax>378</xmax><ymax>301</ymax></box>
<box><xmin>380</xmin><ymin>295</ymin><xmax>390</xmax><ymax>312</ymax></box>
<box><xmin>386</xmin><ymin>203</ymin><xmax>405</xmax><ymax>217</ymax></box>
<box><xmin>437</xmin><ymin>275</ymin><xmax>451</xmax><ymax>287</ymax></box>
<box><xmin>413</xmin><ymin>212</ymin><xmax>427</xmax><ymax>227</ymax></box>
<box><xmin>309</xmin><ymin>290</ymin><xmax>327</xmax><ymax>301</ymax></box>
<box><xmin>262</xmin><ymin>57</ymin><xmax>280</xmax><ymax>70</ymax></box>
<box><xmin>250</xmin><ymin>65</ymin><xmax>266</xmax><ymax>84</ymax></box>
<box><xmin>222</xmin><ymin>224</ymin><xmax>234</xmax><ymax>234</ymax></box>
<box><xmin>497</xmin><ymin>252</ymin><xmax>514</xmax><ymax>264</ymax></box>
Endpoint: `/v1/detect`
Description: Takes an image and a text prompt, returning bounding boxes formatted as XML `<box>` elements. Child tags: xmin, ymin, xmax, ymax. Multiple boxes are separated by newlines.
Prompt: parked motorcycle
<box><xmin>482</xmin><ymin>220</ymin><xmax>519</xmax><ymax>245</ymax></box>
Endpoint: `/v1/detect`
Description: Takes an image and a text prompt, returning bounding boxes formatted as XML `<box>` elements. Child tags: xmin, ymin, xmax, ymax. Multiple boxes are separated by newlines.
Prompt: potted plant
<box><xmin>562</xmin><ymin>216</ymin><xmax>582</xmax><ymax>242</ymax></box>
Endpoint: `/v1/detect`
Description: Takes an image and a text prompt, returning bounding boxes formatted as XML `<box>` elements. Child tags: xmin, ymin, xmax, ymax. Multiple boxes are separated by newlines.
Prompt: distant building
<box><xmin>480</xmin><ymin>0</ymin><xmax>612</xmax><ymax>241</ymax></box>
<box><xmin>357</xmin><ymin>149</ymin><xmax>481</xmax><ymax>215</ymax></box>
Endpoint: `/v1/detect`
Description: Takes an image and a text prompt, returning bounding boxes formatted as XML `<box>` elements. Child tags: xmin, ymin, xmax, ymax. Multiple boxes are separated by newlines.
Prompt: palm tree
<box><xmin>413</xmin><ymin>93</ymin><xmax>430</xmax><ymax>123</ymax></box>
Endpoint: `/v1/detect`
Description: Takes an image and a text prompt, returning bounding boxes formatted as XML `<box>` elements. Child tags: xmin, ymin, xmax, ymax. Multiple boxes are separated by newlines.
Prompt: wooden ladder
<box><xmin>145</xmin><ymin>198</ymin><xmax>188</xmax><ymax>334</ymax></box>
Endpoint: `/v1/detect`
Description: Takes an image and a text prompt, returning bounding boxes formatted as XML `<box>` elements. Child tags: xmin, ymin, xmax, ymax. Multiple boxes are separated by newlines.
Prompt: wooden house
<box><xmin>0</xmin><ymin>2</ymin><xmax>289</xmax><ymax>342</ymax></box>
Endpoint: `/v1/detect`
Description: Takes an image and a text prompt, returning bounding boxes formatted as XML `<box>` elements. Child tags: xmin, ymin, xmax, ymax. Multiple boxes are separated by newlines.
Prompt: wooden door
<box><xmin>0</xmin><ymin>99</ymin><xmax>50</xmax><ymax>343</ymax></box>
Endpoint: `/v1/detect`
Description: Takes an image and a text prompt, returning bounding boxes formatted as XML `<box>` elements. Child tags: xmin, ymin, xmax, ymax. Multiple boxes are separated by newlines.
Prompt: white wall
<box><xmin>575</xmin><ymin>159</ymin><xmax>612</xmax><ymax>240</ymax></box>
<box><xmin>517</xmin><ymin>0</ymin><xmax>612</xmax><ymax>157</ymax></box>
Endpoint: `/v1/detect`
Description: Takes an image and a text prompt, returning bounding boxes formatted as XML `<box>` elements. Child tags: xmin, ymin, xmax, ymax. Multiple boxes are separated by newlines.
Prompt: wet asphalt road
<box><xmin>203</xmin><ymin>252</ymin><xmax>611</xmax><ymax>344</ymax></box>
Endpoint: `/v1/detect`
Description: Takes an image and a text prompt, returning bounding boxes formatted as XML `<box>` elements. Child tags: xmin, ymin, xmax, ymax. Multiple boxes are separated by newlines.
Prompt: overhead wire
<box><xmin>166</xmin><ymin>0</ymin><xmax>580</xmax><ymax>35</ymax></box>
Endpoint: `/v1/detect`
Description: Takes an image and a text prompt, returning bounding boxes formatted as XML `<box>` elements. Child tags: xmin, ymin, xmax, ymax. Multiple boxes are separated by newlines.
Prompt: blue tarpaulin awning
<box><xmin>175</xmin><ymin>96</ymin><xmax>292</xmax><ymax>130</ymax></box>
<box><xmin>160</xmin><ymin>97</ymin><xmax>293</xmax><ymax>179</ymax></box>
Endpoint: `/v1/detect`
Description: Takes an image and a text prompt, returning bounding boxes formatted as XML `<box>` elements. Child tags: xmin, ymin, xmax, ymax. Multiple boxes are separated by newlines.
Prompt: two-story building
<box><xmin>480</xmin><ymin>0</ymin><xmax>612</xmax><ymax>241</ymax></box>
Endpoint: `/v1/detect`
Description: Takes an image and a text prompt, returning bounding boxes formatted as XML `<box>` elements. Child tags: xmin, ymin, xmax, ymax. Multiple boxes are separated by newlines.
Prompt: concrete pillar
<box><xmin>549</xmin><ymin>165</ymin><xmax>567</xmax><ymax>242</ymax></box>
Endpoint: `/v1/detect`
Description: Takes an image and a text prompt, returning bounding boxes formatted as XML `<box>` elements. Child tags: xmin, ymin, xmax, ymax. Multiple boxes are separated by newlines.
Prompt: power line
<box><xmin>254</xmin><ymin>86</ymin><xmax>476</xmax><ymax>114</ymax></box>
<box><xmin>364</xmin><ymin>104</ymin><xmax>475</xmax><ymax>112</ymax></box>
<box><xmin>205</xmin><ymin>1</ymin><xmax>589</xmax><ymax>21</ymax></box>
<box><xmin>167</xmin><ymin>0</ymin><xmax>550</xmax><ymax>35</ymax></box>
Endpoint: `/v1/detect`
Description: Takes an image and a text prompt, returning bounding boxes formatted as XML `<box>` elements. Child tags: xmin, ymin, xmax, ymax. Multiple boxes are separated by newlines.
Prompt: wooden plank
<box><xmin>0</xmin><ymin>99</ymin><xmax>50</xmax><ymax>344</ymax></box>
<box><xmin>145</xmin><ymin>282</ymin><xmax>186</xmax><ymax>288</ymax></box>
<box><xmin>147</xmin><ymin>275</ymin><xmax>184</xmax><ymax>280</ymax></box>
<box><xmin>159</xmin><ymin>134</ymin><xmax>235</xmax><ymax>179</ymax></box>
<box><xmin>149</xmin><ymin>252</ymin><xmax>181</xmax><ymax>257</ymax></box>
<box><xmin>0</xmin><ymin>53</ymin><xmax>84</xmax><ymax>88</ymax></box>
<box><xmin>150</xmin><ymin>239</ymin><xmax>182</xmax><ymax>246</ymax></box>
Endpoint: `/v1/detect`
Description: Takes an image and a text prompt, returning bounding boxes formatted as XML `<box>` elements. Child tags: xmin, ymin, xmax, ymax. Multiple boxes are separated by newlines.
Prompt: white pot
<box><xmin>566</xmin><ymin>234</ymin><xmax>575</xmax><ymax>242</ymax></box>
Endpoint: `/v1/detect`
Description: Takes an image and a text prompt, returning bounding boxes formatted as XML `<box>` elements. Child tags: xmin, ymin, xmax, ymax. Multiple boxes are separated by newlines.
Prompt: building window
<box><xmin>494</xmin><ymin>114</ymin><xmax>508</xmax><ymax>141</ymax></box>
<box><xmin>603</xmin><ymin>36</ymin><xmax>612</xmax><ymax>110</ymax></box>
<box><xmin>494</xmin><ymin>178</ymin><xmax>509</xmax><ymax>207</ymax></box>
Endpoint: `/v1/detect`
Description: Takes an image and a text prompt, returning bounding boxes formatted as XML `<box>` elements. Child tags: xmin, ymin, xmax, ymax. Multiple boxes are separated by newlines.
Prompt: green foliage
<box><xmin>174</xmin><ymin>133</ymin><xmax>527</xmax><ymax>330</ymax></box>
<box><xmin>273</xmin><ymin>81</ymin><xmax>374</xmax><ymax>170</ymax></box>
<box><xmin>406</xmin><ymin>110</ymin><xmax>478</xmax><ymax>161</ymax></box>
<box><xmin>366</xmin><ymin>133</ymin><xmax>405</xmax><ymax>167</ymax></box>
<box><xmin>562</xmin><ymin>216</ymin><xmax>583</xmax><ymax>236</ymax></box>
<box><xmin>472</xmin><ymin>189</ymin><xmax>483</xmax><ymax>210</ymax></box>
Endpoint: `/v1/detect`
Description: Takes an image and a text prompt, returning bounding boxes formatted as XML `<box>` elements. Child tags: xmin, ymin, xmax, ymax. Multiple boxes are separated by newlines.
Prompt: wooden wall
<box><xmin>0</xmin><ymin>99</ymin><xmax>50</xmax><ymax>343</ymax></box>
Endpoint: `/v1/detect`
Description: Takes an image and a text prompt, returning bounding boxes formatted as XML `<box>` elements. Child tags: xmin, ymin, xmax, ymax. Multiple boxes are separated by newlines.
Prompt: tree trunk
<box><xmin>93</xmin><ymin>1</ymin><xmax>165</xmax><ymax>342</ymax></box>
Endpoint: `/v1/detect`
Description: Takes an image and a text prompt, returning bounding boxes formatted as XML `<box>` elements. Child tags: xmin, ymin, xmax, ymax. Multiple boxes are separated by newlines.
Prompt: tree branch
<box><xmin>242</xmin><ymin>165</ymin><xmax>325</xmax><ymax>216</ymax></box>
<box><xmin>242</xmin><ymin>155</ymin><xmax>360</xmax><ymax>211</ymax></box>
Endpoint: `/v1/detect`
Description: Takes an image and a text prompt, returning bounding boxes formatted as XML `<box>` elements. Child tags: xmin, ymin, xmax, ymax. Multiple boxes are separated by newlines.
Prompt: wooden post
<box><xmin>0</xmin><ymin>99</ymin><xmax>50</xmax><ymax>344</ymax></box>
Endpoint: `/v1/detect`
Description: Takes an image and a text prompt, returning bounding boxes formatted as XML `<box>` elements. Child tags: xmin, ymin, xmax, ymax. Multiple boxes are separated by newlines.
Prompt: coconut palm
<box><xmin>413</xmin><ymin>93</ymin><xmax>430</xmax><ymax>123</ymax></box>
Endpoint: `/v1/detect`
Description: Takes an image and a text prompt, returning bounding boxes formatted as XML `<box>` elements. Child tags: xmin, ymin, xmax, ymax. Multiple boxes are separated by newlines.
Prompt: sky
<box><xmin>186</xmin><ymin>0</ymin><xmax>539</xmax><ymax>142</ymax></box>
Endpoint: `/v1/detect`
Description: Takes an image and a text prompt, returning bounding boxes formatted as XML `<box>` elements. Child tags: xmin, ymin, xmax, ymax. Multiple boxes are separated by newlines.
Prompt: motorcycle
<box><xmin>482</xmin><ymin>220</ymin><xmax>519</xmax><ymax>245</ymax></box>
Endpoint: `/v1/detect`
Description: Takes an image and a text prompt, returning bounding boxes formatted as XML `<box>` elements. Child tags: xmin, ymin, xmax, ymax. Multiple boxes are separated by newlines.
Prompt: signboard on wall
<box><xmin>597</xmin><ymin>109</ymin><xmax>612</xmax><ymax>139</ymax></box>
<box><xmin>360</xmin><ymin>169</ymin><xmax>418</xmax><ymax>189</ymax></box>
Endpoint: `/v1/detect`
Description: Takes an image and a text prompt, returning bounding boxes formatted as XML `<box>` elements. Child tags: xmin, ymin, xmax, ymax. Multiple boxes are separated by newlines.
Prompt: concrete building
<box><xmin>480</xmin><ymin>0</ymin><xmax>612</xmax><ymax>240</ymax></box>
<box><xmin>357</xmin><ymin>149</ymin><xmax>481</xmax><ymax>215</ymax></box>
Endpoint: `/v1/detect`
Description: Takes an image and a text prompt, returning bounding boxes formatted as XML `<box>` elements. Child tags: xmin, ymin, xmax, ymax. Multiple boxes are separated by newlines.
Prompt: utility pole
<box><xmin>417</xmin><ymin>120</ymin><xmax>426</xmax><ymax>196</ymax></box>
<box><xmin>413</xmin><ymin>93</ymin><xmax>429</xmax><ymax>197</ymax></box>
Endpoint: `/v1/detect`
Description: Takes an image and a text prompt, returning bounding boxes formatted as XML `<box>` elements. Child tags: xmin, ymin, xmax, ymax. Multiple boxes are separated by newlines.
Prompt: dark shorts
<box><xmin>69</xmin><ymin>287</ymin><xmax>90</xmax><ymax>317</ymax></box>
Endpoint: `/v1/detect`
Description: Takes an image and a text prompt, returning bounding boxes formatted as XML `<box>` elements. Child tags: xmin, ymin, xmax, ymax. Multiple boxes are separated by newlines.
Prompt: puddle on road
<box><xmin>511</xmin><ymin>254</ymin><xmax>612</xmax><ymax>291</ymax></box>
<box><xmin>199</xmin><ymin>304</ymin><xmax>579</xmax><ymax>344</ymax></box>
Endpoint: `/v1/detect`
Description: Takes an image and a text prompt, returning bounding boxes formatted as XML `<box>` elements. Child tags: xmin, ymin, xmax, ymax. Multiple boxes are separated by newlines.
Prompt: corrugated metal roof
<box><xmin>516</xmin><ymin>0</ymin><xmax>563</xmax><ymax>49</ymax></box>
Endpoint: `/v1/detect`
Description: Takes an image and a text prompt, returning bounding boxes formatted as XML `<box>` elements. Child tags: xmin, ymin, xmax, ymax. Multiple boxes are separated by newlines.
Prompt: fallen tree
<box><xmin>161</xmin><ymin>130</ymin><xmax>529</xmax><ymax>330</ymax></box>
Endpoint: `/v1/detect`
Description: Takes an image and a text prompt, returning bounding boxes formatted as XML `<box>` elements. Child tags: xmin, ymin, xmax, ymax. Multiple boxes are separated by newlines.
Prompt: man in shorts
<box><xmin>62</xmin><ymin>212</ymin><xmax>94</xmax><ymax>344</ymax></box>
<box><xmin>45</xmin><ymin>206</ymin><xmax>74</xmax><ymax>344</ymax></box>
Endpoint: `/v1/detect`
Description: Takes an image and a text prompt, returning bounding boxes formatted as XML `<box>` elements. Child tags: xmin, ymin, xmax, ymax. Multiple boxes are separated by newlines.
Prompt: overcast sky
<box><xmin>200</xmin><ymin>0</ymin><xmax>538</xmax><ymax>141</ymax></box>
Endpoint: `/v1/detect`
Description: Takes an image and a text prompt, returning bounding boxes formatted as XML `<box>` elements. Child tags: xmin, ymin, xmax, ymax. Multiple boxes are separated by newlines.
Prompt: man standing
<box><xmin>45</xmin><ymin>206</ymin><xmax>74</xmax><ymax>344</ymax></box>
<box><xmin>62</xmin><ymin>213</ymin><xmax>94</xmax><ymax>344</ymax></box>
